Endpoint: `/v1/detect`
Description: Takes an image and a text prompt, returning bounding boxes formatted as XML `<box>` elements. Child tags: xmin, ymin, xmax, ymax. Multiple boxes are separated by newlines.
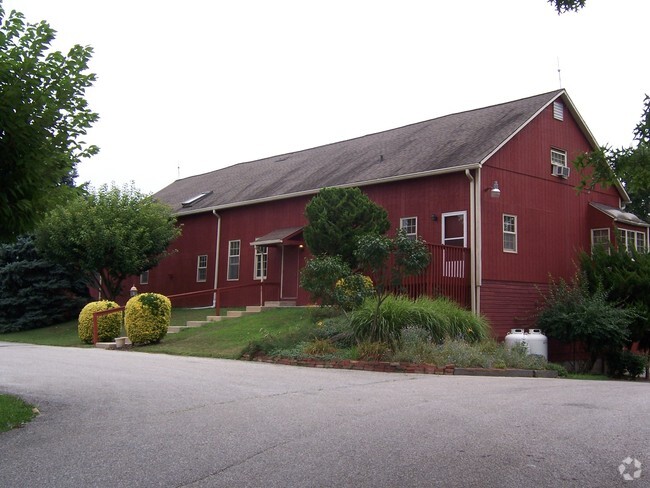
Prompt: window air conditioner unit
<box><xmin>552</xmin><ymin>165</ymin><xmax>570</xmax><ymax>178</ymax></box>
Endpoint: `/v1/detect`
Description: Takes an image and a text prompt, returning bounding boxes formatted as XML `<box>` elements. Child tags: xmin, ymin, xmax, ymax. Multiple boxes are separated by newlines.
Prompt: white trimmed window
<box><xmin>442</xmin><ymin>211</ymin><xmax>466</xmax><ymax>247</ymax></box>
<box><xmin>551</xmin><ymin>148</ymin><xmax>570</xmax><ymax>178</ymax></box>
<box><xmin>139</xmin><ymin>270</ymin><xmax>149</xmax><ymax>285</ymax></box>
<box><xmin>254</xmin><ymin>246</ymin><xmax>268</xmax><ymax>280</ymax></box>
<box><xmin>196</xmin><ymin>255</ymin><xmax>208</xmax><ymax>282</ymax></box>
<box><xmin>503</xmin><ymin>214</ymin><xmax>517</xmax><ymax>253</ymax></box>
<box><xmin>591</xmin><ymin>228</ymin><xmax>610</xmax><ymax>253</ymax></box>
<box><xmin>621</xmin><ymin>229</ymin><xmax>647</xmax><ymax>253</ymax></box>
<box><xmin>400</xmin><ymin>217</ymin><xmax>417</xmax><ymax>240</ymax></box>
<box><xmin>553</xmin><ymin>101</ymin><xmax>564</xmax><ymax>121</ymax></box>
<box><xmin>227</xmin><ymin>240</ymin><xmax>240</xmax><ymax>281</ymax></box>
<box><xmin>551</xmin><ymin>148</ymin><xmax>567</xmax><ymax>167</ymax></box>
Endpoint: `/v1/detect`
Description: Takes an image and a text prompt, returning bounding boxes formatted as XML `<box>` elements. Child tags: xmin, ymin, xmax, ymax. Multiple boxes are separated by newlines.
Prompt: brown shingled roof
<box><xmin>154</xmin><ymin>90</ymin><xmax>566</xmax><ymax>215</ymax></box>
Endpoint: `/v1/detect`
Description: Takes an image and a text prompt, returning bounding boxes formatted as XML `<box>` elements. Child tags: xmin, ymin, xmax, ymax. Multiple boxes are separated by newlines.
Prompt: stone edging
<box><xmin>247</xmin><ymin>356</ymin><xmax>558</xmax><ymax>378</ymax></box>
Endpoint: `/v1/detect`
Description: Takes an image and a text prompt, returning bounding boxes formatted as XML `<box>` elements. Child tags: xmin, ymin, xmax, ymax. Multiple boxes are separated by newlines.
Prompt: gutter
<box><xmin>171</xmin><ymin>163</ymin><xmax>480</xmax><ymax>217</ymax></box>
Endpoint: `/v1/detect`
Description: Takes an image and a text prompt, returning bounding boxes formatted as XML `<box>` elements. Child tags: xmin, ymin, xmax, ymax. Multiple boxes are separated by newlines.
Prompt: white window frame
<box><xmin>196</xmin><ymin>255</ymin><xmax>208</xmax><ymax>282</ymax></box>
<box><xmin>227</xmin><ymin>240</ymin><xmax>241</xmax><ymax>281</ymax></box>
<box><xmin>551</xmin><ymin>148</ymin><xmax>567</xmax><ymax>168</ymax></box>
<box><xmin>591</xmin><ymin>228</ymin><xmax>610</xmax><ymax>254</ymax></box>
<box><xmin>400</xmin><ymin>217</ymin><xmax>417</xmax><ymax>240</ymax></box>
<box><xmin>621</xmin><ymin>229</ymin><xmax>647</xmax><ymax>253</ymax></box>
<box><xmin>503</xmin><ymin>214</ymin><xmax>517</xmax><ymax>253</ymax></box>
<box><xmin>553</xmin><ymin>101</ymin><xmax>564</xmax><ymax>121</ymax></box>
<box><xmin>139</xmin><ymin>270</ymin><xmax>149</xmax><ymax>285</ymax></box>
<box><xmin>441</xmin><ymin>211</ymin><xmax>467</xmax><ymax>247</ymax></box>
<box><xmin>254</xmin><ymin>245</ymin><xmax>268</xmax><ymax>280</ymax></box>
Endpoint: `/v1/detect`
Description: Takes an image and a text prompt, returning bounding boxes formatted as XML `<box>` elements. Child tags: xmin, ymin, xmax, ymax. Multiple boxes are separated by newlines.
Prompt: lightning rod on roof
<box><xmin>178</xmin><ymin>162</ymin><xmax>180</xmax><ymax>179</ymax></box>
<box><xmin>557</xmin><ymin>57</ymin><xmax>562</xmax><ymax>88</ymax></box>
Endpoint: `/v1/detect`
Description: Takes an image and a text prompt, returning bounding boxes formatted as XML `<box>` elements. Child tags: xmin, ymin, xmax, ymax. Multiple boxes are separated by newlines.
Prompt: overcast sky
<box><xmin>4</xmin><ymin>0</ymin><xmax>649</xmax><ymax>194</ymax></box>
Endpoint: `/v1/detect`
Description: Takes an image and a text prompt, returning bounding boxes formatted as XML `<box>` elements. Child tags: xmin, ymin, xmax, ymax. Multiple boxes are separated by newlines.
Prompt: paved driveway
<box><xmin>1</xmin><ymin>342</ymin><xmax>649</xmax><ymax>487</ymax></box>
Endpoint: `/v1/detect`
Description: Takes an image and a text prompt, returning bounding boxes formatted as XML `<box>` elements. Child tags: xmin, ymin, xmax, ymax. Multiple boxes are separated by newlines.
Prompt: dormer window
<box><xmin>181</xmin><ymin>191</ymin><xmax>213</xmax><ymax>208</ymax></box>
<box><xmin>553</xmin><ymin>101</ymin><xmax>564</xmax><ymax>121</ymax></box>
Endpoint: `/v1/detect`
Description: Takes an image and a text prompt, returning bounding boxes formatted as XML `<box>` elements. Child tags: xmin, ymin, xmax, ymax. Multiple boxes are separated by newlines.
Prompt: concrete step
<box><xmin>95</xmin><ymin>342</ymin><xmax>116</xmax><ymax>349</ymax></box>
<box><xmin>186</xmin><ymin>321</ymin><xmax>210</xmax><ymax>327</ymax></box>
<box><xmin>264</xmin><ymin>300</ymin><xmax>297</xmax><ymax>307</ymax></box>
<box><xmin>226</xmin><ymin>310</ymin><xmax>254</xmax><ymax>318</ymax></box>
<box><xmin>168</xmin><ymin>325</ymin><xmax>191</xmax><ymax>334</ymax></box>
<box><xmin>206</xmin><ymin>315</ymin><xmax>230</xmax><ymax>322</ymax></box>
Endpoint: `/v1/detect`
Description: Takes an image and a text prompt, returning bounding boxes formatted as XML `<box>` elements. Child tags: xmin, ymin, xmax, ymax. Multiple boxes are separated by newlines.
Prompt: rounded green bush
<box><xmin>124</xmin><ymin>293</ymin><xmax>171</xmax><ymax>345</ymax></box>
<box><xmin>78</xmin><ymin>300</ymin><xmax>121</xmax><ymax>343</ymax></box>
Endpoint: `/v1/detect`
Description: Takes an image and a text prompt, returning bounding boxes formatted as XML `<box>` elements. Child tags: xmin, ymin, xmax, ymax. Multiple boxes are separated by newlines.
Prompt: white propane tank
<box><xmin>526</xmin><ymin>329</ymin><xmax>548</xmax><ymax>359</ymax></box>
<box><xmin>504</xmin><ymin>329</ymin><xmax>528</xmax><ymax>352</ymax></box>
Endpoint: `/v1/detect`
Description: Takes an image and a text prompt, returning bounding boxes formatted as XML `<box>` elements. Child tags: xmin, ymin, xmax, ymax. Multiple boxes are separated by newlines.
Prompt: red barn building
<box><xmin>138</xmin><ymin>90</ymin><xmax>649</xmax><ymax>340</ymax></box>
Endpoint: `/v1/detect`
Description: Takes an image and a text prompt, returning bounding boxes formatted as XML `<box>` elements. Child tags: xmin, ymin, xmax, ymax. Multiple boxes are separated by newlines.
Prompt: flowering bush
<box><xmin>78</xmin><ymin>300</ymin><xmax>121</xmax><ymax>343</ymax></box>
<box><xmin>333</xmin><ymin>274</ymin><xmax>374</xmax><ymax>311</ymax></box>
<box><xmin>124</xmin><ymin>293</ymin><xmax>171</xmax><ymax>344</ymax></box>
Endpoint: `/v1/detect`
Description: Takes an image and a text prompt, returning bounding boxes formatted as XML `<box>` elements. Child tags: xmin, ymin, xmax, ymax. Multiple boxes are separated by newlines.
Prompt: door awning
<box><xmin>590</xmin><ymin>202</ymin><xmax>650</xmax><ymax>228</ymax></box>
<box><xmin>250</xmin><ymin>227</ymin><xmax>304</xmax><ymax>247</ymax></box>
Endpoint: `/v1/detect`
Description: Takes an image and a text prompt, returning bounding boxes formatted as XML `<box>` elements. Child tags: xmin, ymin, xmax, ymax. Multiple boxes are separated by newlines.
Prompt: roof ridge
<box><xmin>169</xmin><ymin>89</ymin><xmax>565</xmax><ymax>184</ymax></box>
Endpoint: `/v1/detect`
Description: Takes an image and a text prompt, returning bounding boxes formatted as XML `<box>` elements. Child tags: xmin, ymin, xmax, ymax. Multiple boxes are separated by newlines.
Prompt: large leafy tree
<box><xmin>574</xmin><ymin>96</ymin><xmax>650</xmax><ymax>221</ymax></box>
<box><xmin>548</xmin><ymin>0</ymin><xmax>586</xmax><ymax>14</ymax></box>
<box><xmin>0</xmin><ymin>234</ymin><xmax>89</xmax><ymax>333</ymax></box>
<box><xmin>303</xmin><ymin>187</ymin><xmax>390</xmax><ymax>268</ymax></box>
<box><xmin>35</xmin><ymin>184</ymin><xmax>181</xmax><ymax>301</ymax></box>
<box><xmin>0</xmin><ymin>2</ymin><xmax>98</xmax><ymax>242</ymax></box>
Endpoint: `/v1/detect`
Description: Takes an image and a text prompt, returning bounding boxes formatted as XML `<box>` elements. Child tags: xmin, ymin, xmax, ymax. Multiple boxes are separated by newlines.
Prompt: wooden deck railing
<box><xmin>391</xmin><ymin>243</ymin><xmax>470</xmax><ymax>308</ymax></box>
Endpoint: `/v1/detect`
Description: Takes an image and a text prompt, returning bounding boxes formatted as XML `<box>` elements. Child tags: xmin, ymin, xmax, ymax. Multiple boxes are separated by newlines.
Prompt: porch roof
<box><xmin>590</xmin><ymin>202</ymin><xmax>650</xmax><ymax>227</ymax></box>
<box><xmin>250</xmin><ymin>227</ymin><xmax>304</xmax><ymax>246</ymax></box>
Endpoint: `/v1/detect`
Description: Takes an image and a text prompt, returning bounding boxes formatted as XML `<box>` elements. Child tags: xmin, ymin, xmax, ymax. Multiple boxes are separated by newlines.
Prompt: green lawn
<box><xmin>142</xmin><ymin>307</ymin><xmax>315</xmax><ymax>359</ymax></box>
<box><xmin>0</xmin><ymin>319</ymin><xmax>85</xmax><ymax>347</ymax></box>
<box><xmin>0</xmin><ymin>307</ymin><xmax>316</xmax><ymax>359</ymax></box>
<box><xmin>0</xmin><ymin>394</ymin><xmax>37</xmax><ymax>433</ymax></box>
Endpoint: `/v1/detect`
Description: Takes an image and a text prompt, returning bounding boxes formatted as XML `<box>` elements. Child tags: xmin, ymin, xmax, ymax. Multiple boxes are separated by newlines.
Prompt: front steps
<box><xmin>166</xmin><ymin>300</ymin><xmax>296</xmax><ymax>334</ymax></box>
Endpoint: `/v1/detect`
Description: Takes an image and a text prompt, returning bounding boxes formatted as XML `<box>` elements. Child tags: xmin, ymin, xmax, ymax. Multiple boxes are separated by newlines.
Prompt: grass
<box><xmin>141</xmin><ymin>307</ymin><xmax>316</xmax><ymax>359</ymax></box>
<box><xmin>0</xmin><ymin>394</ymin><xmax>37</xmax><ymax>433</ymax></box>
<box><xmin>0</xmin><ymin>319</ymin><xmax>84</xmax><ymax>347</ymax></box>
<box><xmin>0</xmin><ymin>307</ymin><xmax>240</xmax><ymax>348</ymax></box>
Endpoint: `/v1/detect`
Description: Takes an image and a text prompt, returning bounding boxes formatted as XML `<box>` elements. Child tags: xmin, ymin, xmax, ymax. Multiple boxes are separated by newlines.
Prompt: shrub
<box><xmin>537</xmin><ymin>276</ymin><xmax>635</xmax><ymax>371</ymax></box>
<box><xmin>124</xmin><ymin>293</ymin><xmax>171</xmax><ymax>344</ymax></box>
<box><xmin>607</xmin><ymin>350</ymin><xmax>646</xmax><ymax>379</ymax></box>
<box><xmin>333</xmin><ymin>274</ymin><xmax>374</xmax><ymax>311</ymax></box>
<box><xmin>78</xmin><ymin>300</ymin><xmax>121</xmax><ymax>343</ymax></box>
<box><xmin>351</xmin><ymin>295</ymin><xmax>491</xmax><ymax>345</ymax></box>
<box><xmin>300</xmin><ymin>255</ymin><xmax>351</xmax><ymax>306</ymax></box>
<box><xmin>303</xmin><ymin>338</ymin><xmax>336</xmax><ymax>356</ymax></box>
<box><xmin>357</xmin><ymin>341</ymin><xmax>389</xmax><ymax>361</ymax></box>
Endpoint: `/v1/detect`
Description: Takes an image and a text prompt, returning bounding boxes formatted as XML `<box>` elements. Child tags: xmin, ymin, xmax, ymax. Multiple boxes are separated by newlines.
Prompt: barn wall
<box><xmin>479</xmin><ymin>100</ymin><xmax>624</xmax><ymax>335</ymax></box>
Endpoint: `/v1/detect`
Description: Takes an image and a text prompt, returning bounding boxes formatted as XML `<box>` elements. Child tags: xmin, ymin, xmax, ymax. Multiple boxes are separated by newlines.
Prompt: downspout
<box><xmin>475</xmin><ymin>168</ymin><xmax>482</xmax><ymax>315</ymax></box>
<box><xmin>212</xmin><ymin>210</ymin><xmax>221</xmax><ymax>307</ymax></box>
<box><xmin>465</xmin><ymin>169</ymin><xmax>477</xmax><ymax>315</ymax></box>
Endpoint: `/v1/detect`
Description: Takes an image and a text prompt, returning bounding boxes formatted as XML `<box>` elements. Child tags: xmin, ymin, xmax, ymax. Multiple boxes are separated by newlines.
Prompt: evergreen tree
<box><xmin>0</xmin><ymin>235</ymin><xmax>89</xmax><ymax>333</ymax></box>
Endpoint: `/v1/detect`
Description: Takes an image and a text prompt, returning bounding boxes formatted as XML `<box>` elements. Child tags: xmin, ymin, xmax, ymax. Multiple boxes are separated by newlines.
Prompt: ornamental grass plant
<box><xmin>351</xmin><ymin>295</ymin><xmax>491</xmax><ymax>345</ymax></box>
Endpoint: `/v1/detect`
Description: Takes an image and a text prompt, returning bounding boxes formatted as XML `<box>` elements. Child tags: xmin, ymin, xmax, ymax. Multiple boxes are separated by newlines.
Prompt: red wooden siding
<box><xmin>478</xmin><ymin>101</ymin><xmax>627</xmax><ymax>335</ymax></box>
<box><xmin>399</xmin><ymin>244</ymin><xmax>470</xmax><ymax>307</ymax></box>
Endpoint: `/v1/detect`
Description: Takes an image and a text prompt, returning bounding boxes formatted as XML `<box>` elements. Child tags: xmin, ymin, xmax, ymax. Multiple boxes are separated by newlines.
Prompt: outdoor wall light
<box><xmin>431</xmin><ymin>214</ymin><xmax>438</xmax><ymax>222</ymax></box>
<box><xmin>489</xmin><ymin>181</ymin><xmax>501</xmax><ymax>198</ymax></box>
<box><xmin>130</xmin><ymin>285</ymin><xmax>138</xmax><ymax>297</ymax></box>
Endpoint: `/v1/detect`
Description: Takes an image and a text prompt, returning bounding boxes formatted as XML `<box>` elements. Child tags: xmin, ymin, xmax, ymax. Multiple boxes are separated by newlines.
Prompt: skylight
<box><xmin>181</xmin><ymin>191</ymin><xmax>213</xmax><ymax>207</ymax></box>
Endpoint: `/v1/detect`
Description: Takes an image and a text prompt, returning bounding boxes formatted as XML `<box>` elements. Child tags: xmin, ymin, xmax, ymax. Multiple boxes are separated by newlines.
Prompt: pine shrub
<box><xmin>78</xmin><ymin>300</ymin><xmax>121</xmax><ymax>343</ymax></box>
<box><xmin>124</xmin><ymin>293</ymin><xmax>171</xmax><ymax>344</ymax></box>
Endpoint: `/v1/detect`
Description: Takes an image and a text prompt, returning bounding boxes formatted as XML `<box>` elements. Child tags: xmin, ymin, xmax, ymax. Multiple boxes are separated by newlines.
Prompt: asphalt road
<box><xmin>1</xmin><ymin>342</ymin><xmax>649</xmax><ymax>488</ymax></box>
